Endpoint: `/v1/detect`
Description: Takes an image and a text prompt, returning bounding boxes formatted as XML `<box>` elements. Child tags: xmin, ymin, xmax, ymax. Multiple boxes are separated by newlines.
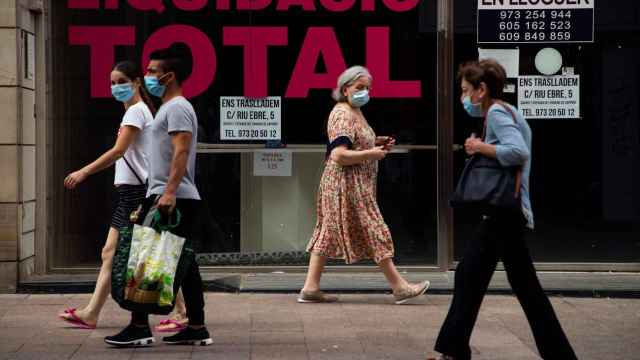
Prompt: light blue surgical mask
<box><xmin>111</xmin><ymin>83</ymin><xmax>134</xmax><ymax>103</ymax></box>
<box><xmin>350</xmin><ymin>89</ymin><xmax>370</xmax><ymax>108</ymax></box>
<box><xmin>463</xmin><ymin>96</ymin><xmax>483</xmax><ymax>117</ymax></box>
<box><xmin>144</xmin><ymin>75</ymin><xmax>166</xmax><ymax>98</ymax></box>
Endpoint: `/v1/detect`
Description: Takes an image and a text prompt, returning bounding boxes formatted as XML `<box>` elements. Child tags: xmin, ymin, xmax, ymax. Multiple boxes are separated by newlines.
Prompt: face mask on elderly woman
<box><xmin>349</xmin><ymin>89</ymin><xmax>370</xmax><ymax>108</ymax></box>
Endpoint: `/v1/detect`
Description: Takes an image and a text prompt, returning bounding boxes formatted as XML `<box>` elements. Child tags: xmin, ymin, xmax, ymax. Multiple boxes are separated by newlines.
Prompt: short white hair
<box><xmin>332</xmin><ymin>66</ymin><xmax>372</xmax><ymax>102</ymax></box>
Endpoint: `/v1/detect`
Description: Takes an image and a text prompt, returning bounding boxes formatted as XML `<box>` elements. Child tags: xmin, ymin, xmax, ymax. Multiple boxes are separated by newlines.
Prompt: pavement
<box><xmin>0</xmin><ymin>293</ymin><xmax>638</xmax><ymax>359</ymax></box>
<box><xmin>19</xmin><ymin>271</ymin><xmax>640</xmax><ymax>298</ymax></box>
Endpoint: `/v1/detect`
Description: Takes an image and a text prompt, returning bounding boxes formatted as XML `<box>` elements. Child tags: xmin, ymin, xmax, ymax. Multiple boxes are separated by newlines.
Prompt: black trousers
<box><xmin>435</xmin><ymin>210</ymin><xmax>577</xmax><ymax>360</ymax></box>
<box><xmin>131</xmin><ymin>197</ymin><xmax>205</xmax><ymax>326</ymax></box>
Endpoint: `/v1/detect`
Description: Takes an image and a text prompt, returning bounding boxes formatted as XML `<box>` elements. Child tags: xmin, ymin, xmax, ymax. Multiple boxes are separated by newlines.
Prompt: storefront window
<box><xmin>50</xmin><ymin>1</ymin><xmax>439</xmax><ymax>267</ymax></box>
<box><xmin>453</xmin><ymin>0</ymin><xmax>640</xmax><ymax>263</ymax></box>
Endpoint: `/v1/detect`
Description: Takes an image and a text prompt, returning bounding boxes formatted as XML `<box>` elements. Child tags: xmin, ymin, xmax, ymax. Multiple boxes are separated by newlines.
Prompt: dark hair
<box><xmin>457</xmin><ymin>59</ymin><xmax>507</xmax><ymax>99</ymax></box>
<box><xmin>113</xmin><ymin>60</ymin><xmax>157</xmax><ymax>116</ymax></box>
<box><xmin>149</xmin><ymin>43</ymin><xmax>193</xmax><ymax>85</ymax></box>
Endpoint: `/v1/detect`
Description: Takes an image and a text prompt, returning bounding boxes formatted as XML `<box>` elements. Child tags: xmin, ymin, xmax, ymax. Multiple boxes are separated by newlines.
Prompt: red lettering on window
<box><xmin>68</xmin><ymin>26</ymin><xmax>136</xmax><ymax>98</ymax></box>
<box><xmin>366</xmin><ymin>27</ymin><xmax>420</xmax><ymax>98</ymax></box>
<box><xmin>142</xmin><ymin>25</ymin><xmax>217</xmax><ymax>98</ymax></box>
<box><xmin>224</xmin><ymin>27</ymin><xmax>288</xmax><ymax>97</ymax></box>
<box><xmin>286</xmin><ymin>27</ymin><xmax>347</xmax><ymax>98</ymax></box>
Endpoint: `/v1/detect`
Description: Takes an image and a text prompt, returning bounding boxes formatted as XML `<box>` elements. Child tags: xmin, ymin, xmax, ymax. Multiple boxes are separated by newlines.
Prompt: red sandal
<box><xmin>58</xmin><ymin>308</ymin><xmax>96</xmax><ymax>329</ymax></box>
<box><xmin>154</xmin><ymin>318</ymin><xmax>188</xmax><ymax>333</ymax></box>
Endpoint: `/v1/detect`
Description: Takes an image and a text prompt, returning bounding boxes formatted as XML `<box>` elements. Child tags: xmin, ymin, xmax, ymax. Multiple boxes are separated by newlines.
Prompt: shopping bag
<box><xmin>112</xmin><ymin>207</ymin><xmax>194</xmax><ymax>315</ymax></box>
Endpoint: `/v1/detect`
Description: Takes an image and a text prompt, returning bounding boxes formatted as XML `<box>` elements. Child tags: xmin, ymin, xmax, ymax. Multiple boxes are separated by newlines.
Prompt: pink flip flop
<box><xmin>59</xmin><ymin>308</ymin><xmax>96</xmax><ymax>330</ymax></box>
<box><xmin>57</xmin><ymin>307</ymin><xmax>75</xmax><ymax>319</ymax></box>
<box><xmin>154</xmin><ymin>318</ymin><xmax>187</xmax><ymax>333</ymax></box>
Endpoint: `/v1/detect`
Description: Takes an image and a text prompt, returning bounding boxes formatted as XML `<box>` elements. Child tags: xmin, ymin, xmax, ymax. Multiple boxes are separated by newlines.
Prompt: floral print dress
<box><xmin>306</xmin><ymin>103</ymin><xmax>394</xmax><ymax>264</ymax></box>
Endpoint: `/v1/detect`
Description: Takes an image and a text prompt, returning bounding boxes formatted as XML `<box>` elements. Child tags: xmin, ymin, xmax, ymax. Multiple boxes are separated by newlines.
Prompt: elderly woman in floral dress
<box><xmin>299</xmin><ymin>66</ymin><xmax>429</xmax><ymax>304</ymax></box>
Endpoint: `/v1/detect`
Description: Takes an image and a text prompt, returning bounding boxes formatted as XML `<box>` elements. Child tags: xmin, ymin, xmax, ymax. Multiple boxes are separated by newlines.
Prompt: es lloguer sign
<box><xmin>477</xmin><ymin>0</ymin><xmax>595</xmax><ymax>44</ymax></box>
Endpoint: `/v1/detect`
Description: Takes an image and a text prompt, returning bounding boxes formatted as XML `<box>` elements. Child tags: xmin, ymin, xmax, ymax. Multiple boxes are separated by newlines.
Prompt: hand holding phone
<box><xmin>382</xmin><ymin>135</ymin><xmax>396</xmax><ymax>150</ymax></box>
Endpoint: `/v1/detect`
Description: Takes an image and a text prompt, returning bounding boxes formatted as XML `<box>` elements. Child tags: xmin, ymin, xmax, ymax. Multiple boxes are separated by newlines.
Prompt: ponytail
<box><xmin>138</xmin><ymin>82</ymin><xmax>157</xmax><ymax>116</ymax></box>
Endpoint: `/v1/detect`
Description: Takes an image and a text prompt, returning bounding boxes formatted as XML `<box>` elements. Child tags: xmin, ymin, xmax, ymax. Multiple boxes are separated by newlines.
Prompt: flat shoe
<box><xmin>297</xmin><ymin>290</ymin><xmax>338</xmax><ymax>303</ymax></box>
<box><xmin>393</xmin><ymin>280</ymin><xmax>430</xmax><ymax>305</ymax></box>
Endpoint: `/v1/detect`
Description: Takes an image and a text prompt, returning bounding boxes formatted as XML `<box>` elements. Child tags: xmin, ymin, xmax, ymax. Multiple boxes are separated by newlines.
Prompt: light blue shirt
<box><xmin>484</xmin><ymin>103</ymin><xmax>534</xmax><ymax>229</ymax></box>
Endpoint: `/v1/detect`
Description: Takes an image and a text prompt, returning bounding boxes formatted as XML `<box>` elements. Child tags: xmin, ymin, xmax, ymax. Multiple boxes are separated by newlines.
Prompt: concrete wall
<box><xmin>0</xmin><ymin>0</ymin><xmax>43</xmax><ymax>292</ymax></box>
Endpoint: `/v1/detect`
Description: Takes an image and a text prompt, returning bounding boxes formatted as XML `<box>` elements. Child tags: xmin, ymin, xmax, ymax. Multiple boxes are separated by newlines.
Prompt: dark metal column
<box><xmin>436</xmin><ymin>0</ymin><xmax>454</xmax><ymax>271</ymax></box>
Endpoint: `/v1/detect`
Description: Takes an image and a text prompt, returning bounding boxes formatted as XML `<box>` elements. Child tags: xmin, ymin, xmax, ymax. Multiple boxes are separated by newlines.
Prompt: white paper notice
<box><xmin>253</xmin><ymin>150</ymin><xmax>292</xmax><ymax>177</ymax></box>
<box><xmin>504</xmin><ymin>83</ymin><xmax>516</xmax><ymax>94</ymax></box>
<box><xmin>478</xmin><ymin>48</ymin><xmax>520</xmax><ymax>78</ymax></box>
<box><xmin>220</xmin><ymin>96</ymin><xmax>281</xmax><ymax>140</ymax></box>
<box><xmin>517</xmin><ymin>75</ymin><xmax>580</xmax><ymax>119</ymax></box>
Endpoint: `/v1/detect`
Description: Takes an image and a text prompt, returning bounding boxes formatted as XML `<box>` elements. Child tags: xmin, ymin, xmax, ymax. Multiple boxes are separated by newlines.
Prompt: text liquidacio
<box><xmin>481</xmin><ymin>0</ymin><xmax>590</xmax><ymax>5</ymax></box>
<box><xmin>68</xmin><ymin>0</ymin><xmax>420</xmax><ymax>12</ymax></box>
<box><xmin>67</xmin><ymin>0</ymin><xmax>423</xmax><ymax>99</ymax></box>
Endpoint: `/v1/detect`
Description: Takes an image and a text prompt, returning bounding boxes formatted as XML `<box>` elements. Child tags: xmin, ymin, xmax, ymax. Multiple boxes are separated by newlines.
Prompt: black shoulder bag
<box><xmin>122</xmin><ymin>156</ymin><xmax>147</xmax><ymax>186</ymax></box>
<box><xmin>450</xmin><ymin>102</ymin><xmax>522</xmax><ymax>211</ymax></box>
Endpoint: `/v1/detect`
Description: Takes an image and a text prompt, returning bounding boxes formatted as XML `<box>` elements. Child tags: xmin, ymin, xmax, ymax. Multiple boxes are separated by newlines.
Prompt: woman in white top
<box><xmin>58</xmin><ymin>61</ymin><xmax>186</xmax><ymax>331</ymax></box>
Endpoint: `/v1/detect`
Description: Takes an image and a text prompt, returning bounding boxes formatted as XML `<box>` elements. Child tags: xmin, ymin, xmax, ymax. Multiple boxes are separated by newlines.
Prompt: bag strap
<box><xmin>481</xmin><ymin>101</ymin><xmax>517</xmax><ymax>139</ymax></box>
<box><xmin>122</xmin><ymin>155</ymin><xmax>146</xmax><ymax>186</ymax></box>
<box><xmin>142</xmin><ymin>207</ymin><xmax>182</xmax><ymax>232</ymax></box>
<box><xmin>153</xmin><ymin>209</ymin><xmax>182</xmax><ymax>231</ymax></box>
<box><xmin>484</xmin><ymin>101</ymin><xmax>523</xmax><ymax>198</ymax></box>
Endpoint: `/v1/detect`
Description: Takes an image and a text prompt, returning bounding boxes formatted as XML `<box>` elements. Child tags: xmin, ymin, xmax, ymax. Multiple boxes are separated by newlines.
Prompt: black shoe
<box><xmin>104</xmin><ymin>324</ymin><xmax>155</xmax><ymax>347</ymax></box>
<box><xmin>163</xmin><ymin>326</ymin><xmax>213</xmax><ymax>346</ymax></box>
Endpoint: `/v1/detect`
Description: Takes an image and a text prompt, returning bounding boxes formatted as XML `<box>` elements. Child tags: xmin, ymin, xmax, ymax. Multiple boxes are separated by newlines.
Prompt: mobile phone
<box><xmin>382</xmin><ymin>135</ymin><xmax>396</xmax><ymax>150</ymax></box>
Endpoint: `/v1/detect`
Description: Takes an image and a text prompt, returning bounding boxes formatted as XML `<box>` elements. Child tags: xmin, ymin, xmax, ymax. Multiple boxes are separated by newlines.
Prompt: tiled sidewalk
<box><xmin>0</xmin><ymin>293</ymin><xmax>638</xmax><ymax>359</ymax></box>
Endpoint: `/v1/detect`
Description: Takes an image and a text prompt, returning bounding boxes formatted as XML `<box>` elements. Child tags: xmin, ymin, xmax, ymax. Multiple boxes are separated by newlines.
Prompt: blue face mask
<box><xmin>350</xmin><ymin>89</ymin><xmax>370</xmax><ymax>108</ymax></box>
<box><xmin>463</xmin><ymin>96</ymin><xmax>483</xmax><ymax>117</ymax></box>
<box><xmin>111</xmin><ymin>83</ymin><xmax>134</xmax><ymax>103</ymax></box>
<box><xmin>144</xmin><ymin>75</ymin><xmax>166</xmax><ymax>98</ymax></box>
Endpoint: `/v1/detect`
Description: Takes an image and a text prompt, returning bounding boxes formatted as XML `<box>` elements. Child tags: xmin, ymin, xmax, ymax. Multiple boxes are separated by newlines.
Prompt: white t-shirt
<box><xmin>114</xmin><ymin>101</ymin><xmax>154</xmax><ymax>186</ymax></box>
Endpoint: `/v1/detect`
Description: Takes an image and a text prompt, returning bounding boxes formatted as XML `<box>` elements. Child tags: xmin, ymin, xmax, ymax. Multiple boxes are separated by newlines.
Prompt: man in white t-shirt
<box><xmin>105</xmin><ymin>44</ymin><xmax>212</xmax><ymax>348</ymax></box>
